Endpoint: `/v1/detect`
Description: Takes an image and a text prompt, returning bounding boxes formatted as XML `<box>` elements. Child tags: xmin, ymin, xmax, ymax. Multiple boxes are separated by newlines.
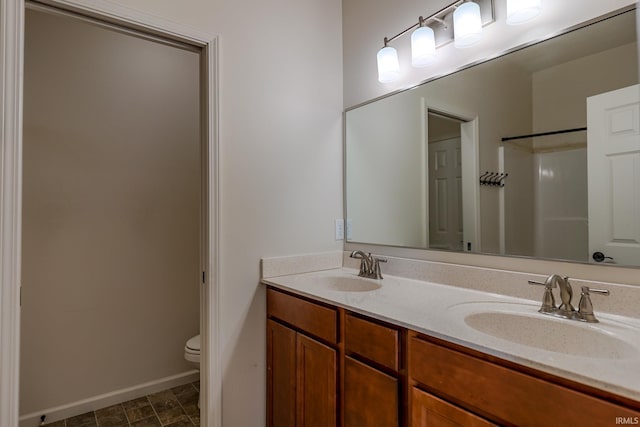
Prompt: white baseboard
<box><xmin>19</xmin><ymin>370</ymin><xmax>199</xmax><ymax>427</ymax></box>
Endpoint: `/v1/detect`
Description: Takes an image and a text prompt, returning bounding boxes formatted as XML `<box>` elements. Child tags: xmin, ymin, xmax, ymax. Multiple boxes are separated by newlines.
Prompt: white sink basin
<box><xmin>313</xmin><ymin>275</ymin><xmax>382</xmax><ymax>292</ymax></box>
<box><xmin>449</xmin><ymin>302</ymin><xmax>640</xmax><ymax>360</ymax></box>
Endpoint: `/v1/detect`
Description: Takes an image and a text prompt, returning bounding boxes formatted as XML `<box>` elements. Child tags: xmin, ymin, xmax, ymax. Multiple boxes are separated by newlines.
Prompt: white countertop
<box><xmin>262</xmin><ymin>268</ymin><xmax>640</xmax><ymax>402</ymax></box>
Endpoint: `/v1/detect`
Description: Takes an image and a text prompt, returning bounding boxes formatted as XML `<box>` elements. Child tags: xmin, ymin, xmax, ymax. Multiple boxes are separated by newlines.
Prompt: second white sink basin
<box><xmin>449</xmin><ymin>302</ymin><xmax>640</xmax><ymax>360</ymax></box>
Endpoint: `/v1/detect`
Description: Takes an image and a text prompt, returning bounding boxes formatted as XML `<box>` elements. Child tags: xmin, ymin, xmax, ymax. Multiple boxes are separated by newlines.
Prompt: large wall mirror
<box><xmin>345</xmin><ymin>6</ymin><xmax>640</xmax><ymax>267</ymax></box>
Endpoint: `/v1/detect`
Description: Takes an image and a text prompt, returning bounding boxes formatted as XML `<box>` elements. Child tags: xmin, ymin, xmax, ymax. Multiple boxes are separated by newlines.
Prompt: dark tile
<box><xmin>122</xmin><ymin>397</ymin><xmax>150</xmax><ymax>410</ymax></box>
<box><xmin>126</xmin><ymin>405</ymin><xmax>155</xmax><ymax>423</ymax></box>
<box><xmin>129</xmin><ymin>416</ymin><xmax>161</xmax><ymax>427</ymax></box>
<box><xmin>173</xmin><ymin>385</ymin><xmax>197</xmax><ymax>403</ymax></box>
<box><xmin>95</xmin><ymin>404</ymin><xmax>128</xmax><ymax>427</ymax></box>
<box><xmin>122</xmin><ymin>397</ymin><xmax>154</xmax><ymax>423</ymax></box>
<box><xmin>181</xmin><ymin>401</ymin><xmax>199</xmax><ymax>419</ymax></box>
<box><xmin>189</xmin><ymin>413</ymin><xmax>200</xmax><ymax>426</ymax></box>
<box><xmin>173</xmin><ymin>387</ymin><xmax>199</xmax><ymax>417</ymax></box>
<box><xmin>43</xmin><ymin>421</ymin><xmax>65</xmax><ymax>427</ymax></box>
<box><xmin>191</xmin><ymin>381</ymin><xmax>199</xmax><ymax>391</ymax></box>
<box><xmin>165</xmin><ymin>421</ymin><xmax>194</xmax><ymax>427</ymax></box>
<box><xmin>154</xmin><ymin>405</ymin><xmax>188</xmax><ymax>425</ymax></box>
<box><xmin>148</xmin><ymin>390</ymin><xmax>188</xmax><ymax>424</ymax></box>
<box><xmin>66</xmin><ymin>411</ymin><xmax>97</xmax><ymax>427</ymax></box>
<box><xmin>147</xmin><ymin>389</ymin><xmax>176</xmax><ymax>405</ymax></box>
<box><xmin>171</xmin><ymin>384</ymin><xmax>194</xmax><ymax>397</ymax></box>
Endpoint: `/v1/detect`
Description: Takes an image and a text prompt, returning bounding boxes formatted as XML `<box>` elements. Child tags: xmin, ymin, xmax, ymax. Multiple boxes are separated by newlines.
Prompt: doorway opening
<box><xmin>425</xmin><ymin>109</ymin><xmax>479</xmax><ymax>253</ymax></box>
<box><xmin>0</xmin><ymin>2</ymin><xmax>220</xmax><ymax>426</ymax></box>
<box><xmin>427</xmin><ymin>111</ymin><xmax>465</xmax><ymax>251</ymax></box>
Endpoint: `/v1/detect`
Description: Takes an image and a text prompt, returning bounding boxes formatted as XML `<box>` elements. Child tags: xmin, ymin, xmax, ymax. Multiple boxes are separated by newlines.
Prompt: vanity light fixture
<box><xmin>376</xmin><ymin>0</ymin><xmax>495</xmax><ymax>83</ymax></box>
<box><xmin>453</xmin><ymin>1</ymin><xmax>483</xmax><ymax>48</ymax></box>
<box><xmin>411</xmin><ymin>17</ymin><xmax>436</xmax><ymax>67</ymax></box>
<box><xmin>506</xmin><ymin>0</ymin><xmax>542</xmax><ymax>25</ymax></box>
<box><xmin>377</xmin><ymin>38</ymin><xmax>400</xmax><ymax>83</ymax></box>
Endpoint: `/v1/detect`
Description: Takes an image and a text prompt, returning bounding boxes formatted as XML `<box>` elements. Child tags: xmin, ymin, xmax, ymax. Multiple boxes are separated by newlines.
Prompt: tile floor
<box><xmin>43</xmin><ymin>381</ymin><xmax>200</xmax><ymax>427</ymax></box>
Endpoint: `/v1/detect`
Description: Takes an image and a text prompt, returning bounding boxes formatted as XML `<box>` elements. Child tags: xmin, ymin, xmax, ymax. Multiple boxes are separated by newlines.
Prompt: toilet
<box><xmin>184</xmin><ymin>334</ymin><xmax>201</xmax><ymax>408</ymax></box>
<box><xmin>184</xmin><ymin>334</ymin><xmax>201</xmax><ymax>368</ymax></box>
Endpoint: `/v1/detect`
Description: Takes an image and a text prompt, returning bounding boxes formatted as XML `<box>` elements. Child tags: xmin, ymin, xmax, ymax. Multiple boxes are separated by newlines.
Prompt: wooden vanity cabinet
<box><xmin>267</xmin><ymin>288</ymin><xmax>338</xmax><ymax>427</ymax></box>
<box><xmin>266</xmin><ymin>287</ymin><xmax>640</xmax><ymax>427</ymax></box>
<box><xmin>343</xmin><ymin>313</ymin><xmax>404</xmax><ymax>427</ymax></box>
<box><xmin>409</xmin><ymin>333</ymin><xmax>640</xmax><ymax>427</ymax></box>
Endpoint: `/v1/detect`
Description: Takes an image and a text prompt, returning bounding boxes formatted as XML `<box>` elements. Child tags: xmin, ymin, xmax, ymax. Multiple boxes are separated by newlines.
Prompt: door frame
<box><xmin>424</xmin><ymin>104</ymin><xmax>481</xmax><ymax>253</ymax></box>
<box><xmin>0</xmin><ymin>2</ymin><xmax>221</xmax><ymax>427</ymax></box>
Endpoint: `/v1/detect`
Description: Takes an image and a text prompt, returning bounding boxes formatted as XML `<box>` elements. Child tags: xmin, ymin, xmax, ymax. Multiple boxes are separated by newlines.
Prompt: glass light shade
<box><xmin>377</xmin><ymin>46</ymin><xmax>400</xmax><ymax>83</ymax></box>
<box><xmin>411</xmin><ymin>26</ymin><xmax>436</xmax><ymax>67</ymax></box>
<box><xmin>453</xmin><ymin>2</ymin><xmax>482</xmax><ymax>48</ymax></box>
<box><xmin>506</xmin><ymin>0</ymin><xmax>542</xmax><ymax>25</ymax></box>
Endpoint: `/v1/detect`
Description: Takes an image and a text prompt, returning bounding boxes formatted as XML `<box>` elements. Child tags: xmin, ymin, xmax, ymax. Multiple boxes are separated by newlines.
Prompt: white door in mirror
<box><xmin>587</xmin><ymin>84</ymin><xmax>640</xmax><ymax>266</ymax></box>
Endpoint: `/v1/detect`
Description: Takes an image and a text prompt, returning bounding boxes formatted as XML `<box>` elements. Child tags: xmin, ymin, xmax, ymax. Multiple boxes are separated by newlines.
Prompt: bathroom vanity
<box><xmin>263</xmin><ymin>264</ymin><xmax>640</xmax><ymax>427</ymax></box>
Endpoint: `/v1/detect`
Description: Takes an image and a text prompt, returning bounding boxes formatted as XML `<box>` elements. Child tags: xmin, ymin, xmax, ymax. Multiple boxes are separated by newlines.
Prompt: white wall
<box><xmin>104</xmin><ymin>1</ymin><xmax>344</xmax><ymax>425</ymax></box>
<box><xmin>22</xmin><ymin>9</ymin><xmax>200</xmax><ymax>414</ymax></box>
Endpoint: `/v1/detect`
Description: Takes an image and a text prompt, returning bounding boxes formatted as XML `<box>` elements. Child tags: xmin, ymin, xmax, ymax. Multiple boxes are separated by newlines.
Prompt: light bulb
<box><xmin>411</xmin><ymin>26</ymin><xmax>436</xmax><ymax>67</ymax></box>
<box><xmin>453</xmin><ymin>2</ymin><xmax>482</xmax><ymax>48</ymax></box>
<box><xmin>377</xmin><ymin>46</ymin><xmax>400</xmax><ymax>83</ymax></box>
<box><xmin>506</xmin><ymin>0</ymin><xmax>542</xmax><ymax>25</ymax></box>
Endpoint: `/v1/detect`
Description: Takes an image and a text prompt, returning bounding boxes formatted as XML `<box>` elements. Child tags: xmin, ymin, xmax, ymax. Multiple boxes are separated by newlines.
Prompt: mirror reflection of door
<box><xmin>427</xmin><ymin>112</ymin><xmax>464</xmax><ymax>251</ymax></box>
<box><xmin>587</xmin><ymin>84</ymin><xmax>640</xmax><ymax>265</ymax></box>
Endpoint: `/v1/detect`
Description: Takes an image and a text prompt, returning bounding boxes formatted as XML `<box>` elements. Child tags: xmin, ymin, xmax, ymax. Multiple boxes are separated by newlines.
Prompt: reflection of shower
<box><xmin>538</xmin><ymin>168</ymin><xmax>554</xmax><ymax>179</ymax></box>
<box><xmin>501</xmin><ymin>143</ymin><xmax>588</xmax><ymax>262</ymax></box>
<box><xmin>533</xmin><ymin>148</ymin><xmax>588</xmax><ymax>262</ymax></box>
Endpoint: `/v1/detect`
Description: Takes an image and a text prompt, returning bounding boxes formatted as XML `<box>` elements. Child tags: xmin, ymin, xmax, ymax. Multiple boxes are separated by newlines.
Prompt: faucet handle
<box><xmin>528</xmin><ymin>280</ymin><xmax>556</xmax><ymax>288</ymax></box>
<box><xmin>528</xmin><ymin>279</ymin><xmax>556</xmax><ymax>313</ymax></box>
<box><xmin>371</xmin><ymin>256</ymin><xmax>387</xmax><ymax>279</ymax></box>
<box><xmin>577</xmin><ymin>286</ymin><xmax>610</xmax><ymax>323</ymax></box>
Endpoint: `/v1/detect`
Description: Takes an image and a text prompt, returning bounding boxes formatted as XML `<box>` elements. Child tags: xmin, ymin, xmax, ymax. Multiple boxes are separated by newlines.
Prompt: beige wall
<box><xmin>103</xmin><ymin>0</ymin><xmax>344</xmax><ymax>426</ymax></box>
<box><xmin>21</xmin><ymin>9</ymin><xmax>201</xmax><ymax>414</ymax></box>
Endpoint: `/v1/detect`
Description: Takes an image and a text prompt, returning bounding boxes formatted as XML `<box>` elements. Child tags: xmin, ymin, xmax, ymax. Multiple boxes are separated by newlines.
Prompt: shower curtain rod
<box><xmin>501</xmin><ymin>127</ymin><xmax>587</xmax><ymax>142</ymax></box>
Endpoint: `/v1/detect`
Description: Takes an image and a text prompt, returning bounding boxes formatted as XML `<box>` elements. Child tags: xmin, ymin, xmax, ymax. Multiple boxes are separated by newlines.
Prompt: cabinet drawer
<box><xmin>345</xmin><ymin>313</ymin><xmax>399</xmax><ymax>370</ymax></box>
<box><xmin>267</xmin><ymin>288</ymin><xmax>337</xmax><ymax>344</ymax></box>
<box><xmin>410</xmin><ymin>336</ymin><xmax>640</xmax><ymax>427</ymax></box>
<box><xmin>412</xmin><ymin>387</ymin><xmax>496</xmax><ymax>427</ymax></box>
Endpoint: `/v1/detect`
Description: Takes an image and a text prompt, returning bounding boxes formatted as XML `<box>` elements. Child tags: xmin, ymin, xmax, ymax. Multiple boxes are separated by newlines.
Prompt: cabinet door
<box><xmin>344</xmin><ymin>356</ymin><xmax>399</xmax><ymax>427</ymax></box>
<box><xmin>267</xmin><ymin>320</ymin><xmax>296</xmax><ymax>427</ymax></box>
<box><xmin>412</xmin><ymin>387</ymin><xmax>495</xmax><ymax>427</ymax></box>
<box><xmin>297</xmin><ymin>334</ymin><xmax>337</xmax><ymax>427</ymax></box>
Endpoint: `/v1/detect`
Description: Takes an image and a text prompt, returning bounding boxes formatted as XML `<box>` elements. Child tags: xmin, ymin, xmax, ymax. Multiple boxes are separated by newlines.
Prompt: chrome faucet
<box><xmin>350</xmin><ymin>250</ymin><xmax>371</xmax><ymax>277</ymax></box>
<box><xmin>349</xmin><ymin>250</ymin><xmax>387</xmax><ymax>279</ymax></box>
<box><xmin>528</xmin><ymin>274</ymin><xmax>610</xmax><ymax>323</ymax></box>
<box><xmin>577</xmin><ymin>286</ymin><xmax>610</xmax><ymax>323</ymax></box>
